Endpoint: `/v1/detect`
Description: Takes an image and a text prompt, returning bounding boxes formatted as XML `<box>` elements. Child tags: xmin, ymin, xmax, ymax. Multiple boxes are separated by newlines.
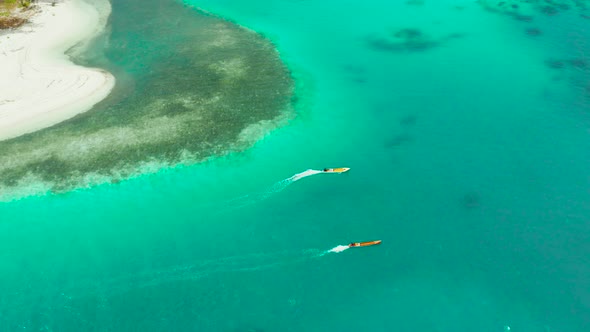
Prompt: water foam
<box><xmin>327</xmin><ymin>245</ymin><xmax>350</xmax><ymax>253</ymax></box>
<box><xmin>219</xmin><ymin>169</ymin><xmax>324</xmax><ymax>212</ymax></box>
<box><xmin>289</xmin><ymin>169</ymin><xmax>323</xmax><ymax>182</ymax></box>
<box><xmin>65</xmin><ymin>247</ymin><xmax>332</xmax><ymax>299</ymax></box>
<box><xmin>61</xmin><ymin>243</ymin><xmax>353</xmax><ymax>300</ymax></box>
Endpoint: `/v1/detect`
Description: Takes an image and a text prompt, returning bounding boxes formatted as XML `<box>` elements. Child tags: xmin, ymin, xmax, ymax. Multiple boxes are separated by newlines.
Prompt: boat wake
<box><xmin>262</xmin><ymin>169</ymin><xmax>323</xmax><ymax>197</ymax></box>
<box><xmin>261</xmin><ymin>169</ymin><xmax>321</xmax><ymax>198</ymax></box>
<box><xmin>64</xmin><ymin>245</ymin><xmax>346</xmax><ymax>300</ymax></box>
<box><xmin>219</xmin><ymin>169</ymin><xmax>323</xmax><ymax>212</ymax></box>
<box><xmin>327</xmin><ymin>245</ymin><xmax>350</xmax><ymax>253</ymax></box>
<box><xmin>288</xmin><ymin>169</ymin><xmax>323</xmax><ymax>182</ymax></box>
<box><xmin>317</xmin><ymin>245</ymin><xmax>350</xmax><ymax>256</ymax></box>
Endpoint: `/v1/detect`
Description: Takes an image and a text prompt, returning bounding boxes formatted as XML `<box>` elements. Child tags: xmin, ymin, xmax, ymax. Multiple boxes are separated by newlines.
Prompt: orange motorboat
<box><xmin>322</xmin><ymin>167</ymin><xmax>350</xmax><ymax>173</ymax></box>
<box><xmin>349</xmin><ymin>240</ymin><xmax>382</xmax><ymax>248</ymax></box>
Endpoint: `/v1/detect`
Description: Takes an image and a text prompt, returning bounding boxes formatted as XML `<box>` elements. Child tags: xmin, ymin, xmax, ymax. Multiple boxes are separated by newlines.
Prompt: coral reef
<box><xmin>478</xmin><ymin>0</ymin><xmax>589</xmax><ymax>20</ymax></box>
<box><xmin>0</xmin><ymin>0</ymin><xmax>294</xmax><ymax>198</ymax></box>
<box><xmin>367</xmin><ymin>28</ymin><xmax>463</xmax><ymax>53</ymax></box>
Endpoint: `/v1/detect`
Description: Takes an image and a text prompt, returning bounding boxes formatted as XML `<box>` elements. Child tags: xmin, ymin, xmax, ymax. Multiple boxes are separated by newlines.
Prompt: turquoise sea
<box><xmin>1</xmin><ymin>0</ymin><xmax>590</xmax><ymax>331</ymax></box>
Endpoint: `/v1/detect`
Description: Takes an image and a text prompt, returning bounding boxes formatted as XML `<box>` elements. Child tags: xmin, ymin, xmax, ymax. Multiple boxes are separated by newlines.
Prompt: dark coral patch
<box><xmin>540</xmin><ymin>5</ymin><xmax>559</xmax><ymax>15</ymax></box>
<box><xmin>384</xmin><ymin>133</ymin><xmax>413</xmax><ymax>148</ymax></box>
<box><xmin>462</xmin><ymin>192</ymin><xmax>481</xmax><ymax>209</ymax></box>
<box><xmin>405</xmin><ymin>0</ymin><xmax>425</xmax><ymax>6</ymax></box>
<box><xmin>399</xmin><ymin>115</ymin><xmax>417</xmax><ymax>127</ymax></box>
<box><xmin>525</xmin><ymin>27</ymin><xmax>542</xmax><ymax>36</ymax></box>
<box><xmin>479</xmin><ymin>0</ymin><xmax>588</xmax><ymax>19</ymax></box>
<box><xmin>568</xmin><ymin>58</ymin><xmax>588</xmax><ymax>70</ymax></box>
<box><xmin>394</xmin><ymin>28</ymin><xmax>424</xmax><ymax>39</ymax></box>
<box><xmin>545</xmin><ymin>59</ymin><xmax>566</xmax><ymax>69</ymax></box>
<box><xmin>367</xmin><ymin>28</ymin><xmax>463</xmax><ymax>53</ymax></box>
<box><xmin>546</xmin><ymin>58</ymin><xmax>589</xmax><ymax>70</ymax></box>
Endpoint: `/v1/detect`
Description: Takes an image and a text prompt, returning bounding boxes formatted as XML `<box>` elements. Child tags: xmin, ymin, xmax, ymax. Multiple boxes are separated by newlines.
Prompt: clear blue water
<box><xmin>1</xmin><ymin>0</ymin><xmax>590</xmax><ymax>331</ymax></box>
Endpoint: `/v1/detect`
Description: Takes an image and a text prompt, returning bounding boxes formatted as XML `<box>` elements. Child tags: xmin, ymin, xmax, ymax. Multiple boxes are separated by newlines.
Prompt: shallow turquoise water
<box><xmin>1</xmin><ymin>0</ymin><xmax>590</xmax><ymax>331</ymax></box>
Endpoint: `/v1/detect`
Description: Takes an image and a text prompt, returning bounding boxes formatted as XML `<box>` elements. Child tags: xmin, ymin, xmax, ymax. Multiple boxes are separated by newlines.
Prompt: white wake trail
<box><xmin>318</xmin><ymin>245</ymin><xmax>350</xmax><ymax>256</ymax></box>
<box><xmin>64</xmin><ymin>244</ymin><xmax>352</xmax><ymax>300</ymax></box>
<box><xmin>328</xmin><ymin>245</ymin><xmax>350</xmax><ymax>253</ymax></box>
<box><xmin>288</xmin><ymin>169</ymin><xmax>323</xmax><ymax>182</ymax></box>
<box><xmin>220</xmin><ymin>169</ymin><xmax>324</xmax><ymax>211</ymax></box>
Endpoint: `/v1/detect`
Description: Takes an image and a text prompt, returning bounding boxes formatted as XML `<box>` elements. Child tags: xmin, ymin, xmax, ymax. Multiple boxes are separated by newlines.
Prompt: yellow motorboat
<box><xmin>349</xmin><ymin>240</ymin><xmax>382</xmax><ymax>248</ymax></box>
<box><xmin>322</xmin><ymin>167</ymin><xmax>350</xmax><ymax>173</ymax></box>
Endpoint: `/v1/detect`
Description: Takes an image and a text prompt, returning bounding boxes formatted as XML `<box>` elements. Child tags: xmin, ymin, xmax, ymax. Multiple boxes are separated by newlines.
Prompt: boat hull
<box><xmin>349</xmin><ymin>240</ymin><xmax>381</xmax><ymax>248</ymax></box>
<box><xmin>323</xmin><ymin>167</ymin><xmax>350</xmax><ymax>173</ymax></box>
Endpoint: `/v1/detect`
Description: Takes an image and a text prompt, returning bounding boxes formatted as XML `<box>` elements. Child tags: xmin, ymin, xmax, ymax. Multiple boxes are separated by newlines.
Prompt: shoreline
<box><xmin>0</xmin><ymin>0</ymin><xmax>115</xmax><ymax>142</ymax></box>
<box><xmin>0</xmin><ymin>0</ymin><xmax>295</xmax><ymax>200</ymax></box>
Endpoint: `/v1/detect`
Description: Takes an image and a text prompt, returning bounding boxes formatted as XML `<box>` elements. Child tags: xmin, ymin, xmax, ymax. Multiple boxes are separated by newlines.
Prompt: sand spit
<box><xmin>0</xmin><ymin>0</ymin><xmax>115</xmax><ymax>141</ymax></box>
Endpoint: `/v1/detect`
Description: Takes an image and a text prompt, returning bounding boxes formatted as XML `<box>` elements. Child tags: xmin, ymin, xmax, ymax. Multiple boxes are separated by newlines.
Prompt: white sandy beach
<box><xmin>0</xmin><ymin>0</ymin><xmax>114</xmax><ymax>141</ymax></box>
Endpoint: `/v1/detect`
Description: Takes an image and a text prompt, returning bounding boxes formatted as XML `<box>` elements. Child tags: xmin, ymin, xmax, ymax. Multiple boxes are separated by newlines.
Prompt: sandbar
<box><xmin>0</xmin><ymin>0</ymin><xmax>115</xmax><ymax>141</ymax></box>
